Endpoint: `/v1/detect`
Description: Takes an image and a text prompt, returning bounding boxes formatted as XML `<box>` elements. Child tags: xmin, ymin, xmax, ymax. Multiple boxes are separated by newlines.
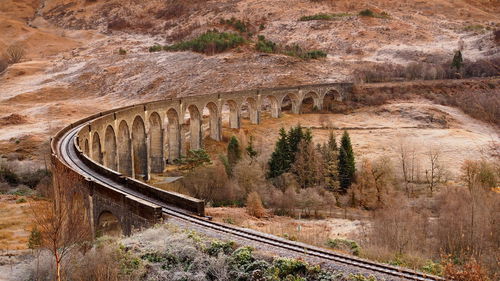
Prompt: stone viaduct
<box><xmin>53</xmin><ymin>83</ymin><xmax>353</xmax><ymax>237</ymax></box>
<box><xmin>77</xmin><ymin>83</ymin><xmax>352</xmax><ymax>180</ymax></box>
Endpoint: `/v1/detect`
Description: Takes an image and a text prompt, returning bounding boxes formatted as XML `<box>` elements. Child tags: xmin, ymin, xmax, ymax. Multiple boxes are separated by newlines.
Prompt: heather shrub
<box><xmin>164</xmin><ymin>30</ymin><xmax>245</xmax><ymax>55</ymax></box>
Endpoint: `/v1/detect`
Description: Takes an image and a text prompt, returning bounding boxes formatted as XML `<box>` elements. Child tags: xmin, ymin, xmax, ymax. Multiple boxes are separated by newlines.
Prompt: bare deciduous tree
<box><xmin>30</xmin><ymin>165</ymin><xmax>91</xmax><ymax>281</ymax></box>
<box><xmin>397</xmin><ymin>137</ymin><xmax>420</xmax><ymax>196</ymax></box>
<box><xmin>424</xmin><ymin>145</ymin><xmax>446</xmax><ymax>195</ymax></box>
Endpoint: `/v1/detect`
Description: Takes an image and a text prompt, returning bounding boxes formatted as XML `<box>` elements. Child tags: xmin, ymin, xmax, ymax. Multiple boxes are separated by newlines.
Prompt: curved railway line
<box><xmin>52</xmin><ymin>111</ymin><xmax>444</xmax><ymax>281</ymax></box>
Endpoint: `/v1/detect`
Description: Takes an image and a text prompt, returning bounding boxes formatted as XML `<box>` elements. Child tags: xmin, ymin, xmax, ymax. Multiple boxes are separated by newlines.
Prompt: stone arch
<box><xmin>221</xmin><ymin>99</ymin><xmax>240</xmax><ymax>129</ymax></box>
<box><xmin>241</xmin><ymin>97</ymin><xmax>259</xmax><ymax>124</ymax></box>
<box><xmin>261</xmin><ymin>95</ymin><xmax>280</xmax><ymax>118</ymax></box>
<box><xmin>203</xmin><ymin>102</ymin><xmax>221</xmax><ymax>141</ymax></box>
<box><xmin>323</xmin><ymin>89</ymin><xmax>342</xmax><ymax>112</ymax></box>
<box><xmin>149</xmin><ymin>112</ymin><xmax>164</xmax><ymax>173</ymax></box>
<box><xmin>97</xmin><ymin>211</ymin><xmax>122</xmax><ymax>237</ymax></box>
<box><xmin>132</xmin><ymin>116</ymin><xmax>148</xmax><ymax>180</ymax></box>
<box><xmin>280</xmin><ymin>93</ymin><xmax>299</xmax><ymax>114</ymax></box>
<box><xmin>91</xmin><ymin>132</ymin><xmax>103</xmax><ymax>164</ymax></box>
<box><xmin>84</xmin><ymin>138</ymin><xmax>90</xmax><ymax>156</ymax></box>
<box><xmin>117</xmin><ymin>120</ymin><xmax>132</xmax><ymax>176</ymax></box>
<box><xmin>104</xmin><ymin>125</ymin><xmax>117</xmax><ymax>171</ymax></box>
<box><xmin>166</xmin><ymin>108</ymin><xmax>180</xmax><ymax>162</ymax></box>
<box><xmin>300</xmin><ymin>91</ymin><xmax>321</xmax><ymax>113</ymax></box>
<box><xmin>186</xmin><ymin>105</ymin><xmax>202</xmax><ymax>150</ymax></box>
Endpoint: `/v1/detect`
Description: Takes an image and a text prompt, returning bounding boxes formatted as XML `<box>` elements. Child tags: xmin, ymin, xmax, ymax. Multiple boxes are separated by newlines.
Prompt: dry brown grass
<box><xmin>0</xmin><ymin>195</ymin><xmax>46</xmax><ymax>250</ymax></box>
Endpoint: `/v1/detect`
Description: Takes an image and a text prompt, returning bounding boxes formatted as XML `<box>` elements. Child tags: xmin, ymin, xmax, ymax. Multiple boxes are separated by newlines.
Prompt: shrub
<box><xmin>246</xmin><ymin>191</ymin><xmax>266</xmax><ymax>218</ymax></box>
<box><xmin>300</xmin><ymin>13</ymin><xmax>333</xmax><ymax>21</ymax></box>
<box><xmin>327</xmin><ymin>238</ymin><xmax>361</xmax><ymax>256</ymax></box>
<box><xmin>16</xmin><ymin>197</ymin><xmax>27</xmax><ymax>204</ymax></box>
<box><xmin>220</xmin><ymin>17</ymin><xmax>248</xmax><ymax>33</ymax></box>
<box><xmin>0</xmin><ymin>165</ymin><xmax>19</xmax><ymax>185</ymax></box>
<box><xmin>359</xmin><ymin>9</ymin><xmax>375</xmax><ymax>17</ymax></box>
<box><xmin>164</xmin><ymin>30</ymin><xmax>245</xmax><ymax>55</ymax></box>
<box><xmin>304</xmin><ymin>50</ymin><xmax>327</xmax><ymax>59</ymax></box>
<box><xmin>149</xmin><ymin>44</ymin><xmax>163</xmax><ymax>52</ymax></box>
<box><xmin>6</xmin><ymin>44</ymin><xmax>25</xmax><ymax>64</ymax></box>
<box><xmin>443</xmin><ymin>258</ymin><xmax>490</xmax><ymax>281</ymax></box>
<box><xmin>20</xmin><ymin>169</ymin><xmax>50</xmax><ymax>188</ymax></box>
<box><xmin>358</xmin><ymin>9</ymin><xmax>390</xmax><ymax>18</ymax></box>
<box><xmin>205</xmin><ymin>240</ymin><xmax>235</xmax><ymax>256</ymax></box>
<box><xmin>255</xmin><ymin>35</ymin><xmax>277</xmax><ymax>53</ymax></box>
<box><xmin>118</xmin><ymin>48</ymin><xmax>127</xmax><ymax>55</ymax></box>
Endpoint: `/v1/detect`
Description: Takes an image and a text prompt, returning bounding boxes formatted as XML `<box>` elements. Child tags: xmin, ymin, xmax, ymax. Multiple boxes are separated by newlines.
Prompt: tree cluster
<box><xmin>268</xmin><ymin>125</ymin><xmax>356</xmax><ymax>193</ymax></box>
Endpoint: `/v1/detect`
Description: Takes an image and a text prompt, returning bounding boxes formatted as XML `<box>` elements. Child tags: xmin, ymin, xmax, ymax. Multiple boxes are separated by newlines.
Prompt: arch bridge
<box><xmin>52</xmin><ymin>82</ymin><xmax>353</xmax><ymax>236</ymax></box>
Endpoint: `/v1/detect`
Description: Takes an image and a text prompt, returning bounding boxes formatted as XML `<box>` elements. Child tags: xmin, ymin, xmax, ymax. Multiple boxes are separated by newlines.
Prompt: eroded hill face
<box><xmin>0</xmin><ymin>0</ymin><xmax>498</xmax><ymax>163</ymax></box>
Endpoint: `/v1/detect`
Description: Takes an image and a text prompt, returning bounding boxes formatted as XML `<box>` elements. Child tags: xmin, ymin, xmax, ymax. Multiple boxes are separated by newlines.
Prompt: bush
<box><xmin>359</xmin><ymin>9</ymin><xmax>375</xmax><ymax>17</ymax></box>
<box><xmin>255</xmin><ymin>35</ymin><xmax>277</xmax><ymax>53</ymax></box>
<box><xmin>205</xmin><ymin>240</ymin><xmax>235</xmax><ymax>256</ymax></box>
<box><xmin>327</xmin><ymin>238</ymin><xmax>361</xmax><ymax>256</ymax></box>
<box><xmin>16</xmin><ymin>197</ymin><xmax>27</xmax><ymax>204</ymax></box>
<box><xmin>6</xmin><ymin>44</ymin><xmax>25</xmax><ymax>64</ymax></box>
<box><xmin>0</xmin><ymin>166</ymin><xmax>19</xmax><ymax>185</ymax></box>
<box><xmin>304</xmin><ymin>50</ymin><xmax>327</xmax><ymax>59</ymax></box>
<box><xmin>220</xmin><ymin>17</ymin><xmax>248</xmax><ymax>33</ymax></box>
<box><xmin>149</xmin><ymin>45</ymin><xmax>163</xmax><ymax>52</ymax></box>
<box><xmin>118</xmin><ymin>48</ymin><xmax>127</xmax><ymax>55</ymax></box>
<box><xmin>358</xmin><ymin>9</ymin><xmax>390</xmax><ymax>18</ymax></box>
<box><xmin>246</xmin><ymin>191</ymin><xmax>266</xmax><ymax>218</ymax></box>
<box><xmin>164</xmin><ymin>30</ymin><xmax>245</xmax><ymax>55</ymax></box>
<box><xmin>300</xmin><ymin>13</ymin><xmax>333</xmax><ymax>21</ymax></box>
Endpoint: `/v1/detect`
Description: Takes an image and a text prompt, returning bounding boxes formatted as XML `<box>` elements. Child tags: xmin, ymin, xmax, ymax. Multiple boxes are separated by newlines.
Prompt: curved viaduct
<box><xmin>53</xmin><ymin>82</ymin><xmax>352</xmax><ymax>236</ymax></box>
<box><xmin>51</xmin><ymin>82</ymin><xmax>445</xmax><ymax>280</ymax></box>
<box><xmin>78</xmin><ymin>83</ymin><xmax>351</xmax><ymax>182</ymax></box>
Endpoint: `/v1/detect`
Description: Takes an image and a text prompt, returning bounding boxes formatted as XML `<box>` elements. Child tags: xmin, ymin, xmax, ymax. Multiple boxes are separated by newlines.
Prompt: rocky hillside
<box><xmin>0</xmin><ymin>0</ymin><xmax>498</xmax><ymax>160</ymax></box>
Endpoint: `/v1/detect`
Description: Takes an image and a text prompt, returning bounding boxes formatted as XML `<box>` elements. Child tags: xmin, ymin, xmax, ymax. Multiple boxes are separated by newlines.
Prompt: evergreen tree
<box><xmin>267</xmin><ymin>128</ymin><xmax>290</xmax><ymax>178</ymax></box>
<box><xmin>227</xmin><ymin>136</ymin><xmax>241</xmax><ymax>167</ymax></box>
<box><xmin>327</xmin><ymin>131</ymin><xmax>338</xmax><ymax>151</ymax></box>
<box><xmin>246</xmin><ymin>136</ymin><xmax>258</xmax><ymax>163</ymax></box>
<box><xmin>292</xmin><ymin>140</ymin><xmax>324</xmax><ymax>188</ymax></box>
<box><xmin>321</xmin><ymin>131</ymin><xmax>340</xmax><ymax>191</ymax></box>
<box><xmin>268</xmin><ymin>125</ymin><xmax>313</xmax><ymax>178</ymax></box>
<box><xmin>339</xmin><ymin>130</ymin><xmax>355</xmax><ymax>191</ymax></box>
<box><xmin>452</xmin><ymin>50</ymin><xmax>463</xmax><ymax>72</ymax></box>
<box><xmin>338</xmin><ymin>147</ymin><xmax>350</xmax><ymax>191</ymax></box>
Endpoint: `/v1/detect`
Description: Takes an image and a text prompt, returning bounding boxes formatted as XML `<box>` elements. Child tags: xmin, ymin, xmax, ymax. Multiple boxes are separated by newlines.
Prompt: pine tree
<box><xmin>268</xmin><ymin>128</ymin><xmax>290</xmax><ymax>178</ymax></box>
<box><xmin>339</xmin><ymin>130</ymin><xmax>355</xmax><ymax>191</ymax></box>
<box><xmin>338</xmin><ymin>147</ymin><xmax>350</xmax><ymax>191</ymax></box>
<box><xmin>227</xmin><ymin>136</ymin><xmax>241</xmax><ymax>167</ymax></box>
<box><xmin>327</xmin><ymin>131</ymin><xmax>338</xmax><ymax>151</ymax></box>
<box><xmin>292</xmin><ymin>140</ymin><xmax>324</xmax><ymax>188</ymax></box>
<box><xmin>321</xmin><ymin>131</ymin><xmax>340</xmax><ymax>191</ymax></box>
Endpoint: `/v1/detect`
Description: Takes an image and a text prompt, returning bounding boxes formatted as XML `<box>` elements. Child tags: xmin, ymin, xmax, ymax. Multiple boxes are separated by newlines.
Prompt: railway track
<box><xmin>55</xmin><ymin>123</ymin><xmax>444</xmax><ymax>281</ymax></box>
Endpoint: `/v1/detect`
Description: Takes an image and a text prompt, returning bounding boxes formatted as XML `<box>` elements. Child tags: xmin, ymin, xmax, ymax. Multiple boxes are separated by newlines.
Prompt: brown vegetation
<box><xmin>29</xmin><ymin>164</ymin><xmax>91</xmax><ymax>281</ymax></box>
<box><xmin>6</xmin><ymin>44</ymin><xmax>25</xmax><ymax>64</ymax></box>
<box><xmin>353</xmin><ymin>78</ymin><xmax>500</xmax><ymax>126</ymax></box>
<box><xmin>246</xmin><ymin>191</ymin><xmax>266</xmax><ymax>218</ymax></box>
<box><xmin>358</xmin><ymin>158</ymin><xmax>499</xmax><ymax>278</ymax></box>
